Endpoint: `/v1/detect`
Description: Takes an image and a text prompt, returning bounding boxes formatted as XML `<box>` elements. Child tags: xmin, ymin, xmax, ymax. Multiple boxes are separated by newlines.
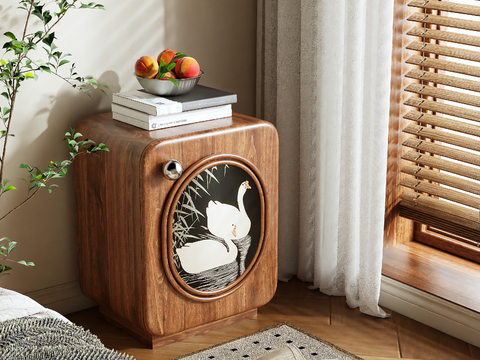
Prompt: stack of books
<box><xmin>111</xmin><ymin>85</ymin><xmax>237</xmax><ymax>131</ymax></box>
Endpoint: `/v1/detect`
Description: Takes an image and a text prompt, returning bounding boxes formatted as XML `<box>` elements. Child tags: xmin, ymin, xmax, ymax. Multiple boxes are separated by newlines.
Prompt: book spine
<box><xmin>182</xmin><ymin>94</ymin><xmax>237</xmax><ymax>111</ymax></box>
<box><xmin>112</xmin><ymin>105</ymin><xmax>232</xmax><ymax>131</ymax></box>
<box><xmin>111</xmin><ymin>103</ymin><xmax>152</xmax><ymax>121</ymax></box>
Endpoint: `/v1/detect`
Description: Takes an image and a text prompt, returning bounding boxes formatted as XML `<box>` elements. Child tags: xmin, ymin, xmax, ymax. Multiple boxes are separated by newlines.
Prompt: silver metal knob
<box><xmin>163</xmin><ymin>159</ymin><xmax>183</xmax><ymax>180</ymax></box>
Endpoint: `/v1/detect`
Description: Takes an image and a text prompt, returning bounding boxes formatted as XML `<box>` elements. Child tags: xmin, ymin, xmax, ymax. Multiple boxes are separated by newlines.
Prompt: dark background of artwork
<box><xmin>173</xmin><ymin>164</ymin><xmax>262</xmax><ymax>277</ymax></box>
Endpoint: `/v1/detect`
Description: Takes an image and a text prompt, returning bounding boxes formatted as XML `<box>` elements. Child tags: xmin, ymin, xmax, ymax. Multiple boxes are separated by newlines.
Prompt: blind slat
<box><xmin>407</xmin><ymin>41</ymin><xmax>480</xmax><ymax>64</ymax></box>
<box><xmin>401</xmin><ymin>177</ymin><xmax>480</xmax><ymax>210</ymax></box>
<box><xmin>404</xmin><ymin>97</ymin><xmax>480</xmax><ymax>123</ymax></box>
<box><xmin>408</xmin><ymin>0</ymin><xmax>480</xmax><ymax>17</ymax></box>
<box><xmin>408</xmin><ymin>12</ymin><xmax>480</xmax><ymax>33</ymax></box>
<box><xmin>406</xmin><ymin>69</ymin><xmax>480</xmax><ymax>93</ymax></box>
<box><xmin>405</xmin><ymin>83</ymin><xmax>480</xmax><ymax>108</ymax></box>
<box><xmin>402</xmin><ymin>163</ymin><xmax>480</xmax><ymax>196</ymax></box>
<box><xmin>403</xmin><ymin>138</ymin><xmax>480</xmax><ymax>167</ymax></box>
<box><xmin>402</xmin><ymin>150</ymin><xmax>480</xmax><ymax>181</ymax></box>
<box><xmin>400</xmin><ymin>191</ymin><xmax>480</xmax><ymax>225</ymax></box>
<box><xmin>399</xmin><ymin>201</ymin><xmax>480</xmax><ymax>243</ymax></box>
<box><xmin>403</xmin><ymin>122</ymin><xmax>480</xmax><ymax>152</ymax></box>
<box><xmin>404</xmin><ymin>110</ymin><xmax>480</xmax><ymax>138</ymax></box>
<box><xmin>407</xmin><ymin>27</ymin><xmax>480</xmax><ymax>47</ymax></box>
<box><xmin>406</xmin><ymin>55</ymin><xmax>480</xmax><ymax>78</ymax></box>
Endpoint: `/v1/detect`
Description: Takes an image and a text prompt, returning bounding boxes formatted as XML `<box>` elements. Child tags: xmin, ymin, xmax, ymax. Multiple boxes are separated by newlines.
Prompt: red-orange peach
<box><xmin>156</xmin><ymin>71</ymin><xmax>177</xmax><ymax>80</ymax></box>
<box><xmin>134</xmin><ymin>56</ymin><xmax>159</xmax><ymax>79</ymax></box>
<box><xmin>175</xmin><ymin>57</ymin><xmax>200</xmax><ymax>78</ymax></box>
<box><xmin>157</xmin><ymin>49</ymin><xmax>177</xmax><ymax>66</ymax></box>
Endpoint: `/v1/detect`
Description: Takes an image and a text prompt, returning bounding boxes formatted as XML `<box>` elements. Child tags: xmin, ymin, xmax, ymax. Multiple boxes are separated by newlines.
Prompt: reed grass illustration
<box><xmin>172</xmin><ymin>165</ymin><xmax>229</xmax><ymax>269</ymax></box>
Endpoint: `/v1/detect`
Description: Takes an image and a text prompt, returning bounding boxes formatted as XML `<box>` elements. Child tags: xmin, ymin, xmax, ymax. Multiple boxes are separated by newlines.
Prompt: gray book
<box><xmin>112</xmin><ymin>85</ymin><xmax>237</xmax><ymax>116</ymax></box>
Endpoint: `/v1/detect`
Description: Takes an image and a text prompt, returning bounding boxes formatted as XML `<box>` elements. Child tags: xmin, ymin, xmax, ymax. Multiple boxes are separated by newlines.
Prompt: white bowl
<box><xmin>134</xmin><ymin>71</ymin><xmax>203</xmax><ymax>96</ymax></box>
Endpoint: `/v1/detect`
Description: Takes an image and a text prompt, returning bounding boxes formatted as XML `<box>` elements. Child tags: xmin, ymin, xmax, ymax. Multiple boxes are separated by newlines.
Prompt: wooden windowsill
<box><xmin>382</xmin><ymin>241</ymin><xmax>480</xmax><ymax>314</ymax></box>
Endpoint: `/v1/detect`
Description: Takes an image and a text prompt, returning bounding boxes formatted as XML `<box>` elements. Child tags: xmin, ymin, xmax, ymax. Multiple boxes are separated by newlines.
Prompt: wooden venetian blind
<box><xmin>399</xmin><ymin>0</ymin><xmax>480</xmax><ymax>244</ymax></box>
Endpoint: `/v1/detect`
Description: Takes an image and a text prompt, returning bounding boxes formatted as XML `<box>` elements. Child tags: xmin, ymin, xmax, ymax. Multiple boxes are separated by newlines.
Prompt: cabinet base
<box><xmin>100</xmin><ymin>307</ymin><xmax>258</xmax><ymax>349</ymax></box>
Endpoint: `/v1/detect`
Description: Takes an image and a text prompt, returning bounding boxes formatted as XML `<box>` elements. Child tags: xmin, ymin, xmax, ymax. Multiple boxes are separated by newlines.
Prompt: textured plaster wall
<box><xmin>0</xmin><ymin>0</ymin><xmax>257</xmax><ymax>294</ymax></box>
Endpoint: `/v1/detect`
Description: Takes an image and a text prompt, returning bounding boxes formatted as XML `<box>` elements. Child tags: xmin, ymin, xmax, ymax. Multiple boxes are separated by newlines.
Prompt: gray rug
<box><xmin>0</xmin><ymin>316</ymin><xmax>134</xmax><ymax>360</ymax></box>
<box><xmin>173</xmin><ymin>322</ymin><xmax>363</xmax><ymax>360</ymax></box>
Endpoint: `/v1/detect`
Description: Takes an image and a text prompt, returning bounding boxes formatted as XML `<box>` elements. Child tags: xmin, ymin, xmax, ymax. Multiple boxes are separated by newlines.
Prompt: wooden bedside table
<box><xmin>74</xmin><ymin>112</ymin><xmax>279</xmax><ymax>348</ymax></box>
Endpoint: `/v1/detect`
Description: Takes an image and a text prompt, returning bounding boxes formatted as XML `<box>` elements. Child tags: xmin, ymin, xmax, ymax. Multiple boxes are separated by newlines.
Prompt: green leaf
<box><xmin>169</xmin><ymin>78</ymin><xmax>179</xmax><ymax>88</ymax></box>
<box><xmin>39</xmin><ymin>65</ymin><xmax>51</xmax><ymax>73</ymax></box>
<box><xmin>58</xmin><ymin>59</ymin><xmax>70</xmax><ymax>67</ymax></box>
<box><xmin>43</xmin><ymin>10</ymin><xmax>52</xmax><ymax>25</ymax></box>
<box><xmin>42</xmin><ymin>33</ymin><xmax>55</xmax><ymax>47</ymax></box>
<box><xmin>24</xmin><ymin>72</ymin><xmax>34</xmax><ymax>79</ymax></box>
<box><xmin>8</xmin><ymin>241</ymin><xmax>16</xmax><ymax>254</ymax></box>
<box><xmin>4</xmin><ymin>185</ymin><xmax>16</xmax><ymax>192</ymax></box>
<box><xmin>19</xmin><ymin>163</ymin><xmax>31</xmax><ymax>170</ymax></box>
<box><xmin>3</xmin><ymin>32</ymin><xmax>16</xmax><ymax>41</ymax></box>
<box><xmin>17</xmin><ymin>260</ymin><xmax>35</xmax><ymax>267</ymax></box>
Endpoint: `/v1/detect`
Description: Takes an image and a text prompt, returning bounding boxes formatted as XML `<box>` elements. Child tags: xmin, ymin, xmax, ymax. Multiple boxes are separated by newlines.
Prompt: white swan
<box><xmin>206</xmin><ymin>180</ymin><xmax>252</xmax><ymax>240</ymax></box>
<box><xmin>176</xmin><ymin>181</ymin><xmax>252</xmax><ymax>274</ymax></box>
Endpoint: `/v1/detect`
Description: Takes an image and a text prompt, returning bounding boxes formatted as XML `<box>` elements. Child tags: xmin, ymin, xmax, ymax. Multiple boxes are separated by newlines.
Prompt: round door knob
<box><xmin>163</xmin><ymin>160</ymin><xmax>183</xmax><ymax>180</ymax></box>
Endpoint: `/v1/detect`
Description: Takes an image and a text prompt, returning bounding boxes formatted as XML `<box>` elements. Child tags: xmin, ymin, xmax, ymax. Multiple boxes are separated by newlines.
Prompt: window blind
<box><xmin>398</xmin><ymin>0</ymin><xmax>480</xmax><ymax>245</ymax></box>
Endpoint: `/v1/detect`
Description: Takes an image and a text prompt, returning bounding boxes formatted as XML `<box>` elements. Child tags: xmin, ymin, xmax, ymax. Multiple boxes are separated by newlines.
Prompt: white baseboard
<box><xmin>380</xmin><ymin>275</ymin><xmax>480</xmax><ymax>347</ymax></box>
<box><xmin>25</xmin><ymin>281</ymin><xmax>97</xmax><ymax>315</ymax></box>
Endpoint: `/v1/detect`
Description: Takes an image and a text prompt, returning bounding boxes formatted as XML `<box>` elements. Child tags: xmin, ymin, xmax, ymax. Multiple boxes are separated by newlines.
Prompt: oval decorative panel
<box><xmin>163</xmin><ymin>156</ymin><xmax>265</xmax><ymax>300</ymax></box>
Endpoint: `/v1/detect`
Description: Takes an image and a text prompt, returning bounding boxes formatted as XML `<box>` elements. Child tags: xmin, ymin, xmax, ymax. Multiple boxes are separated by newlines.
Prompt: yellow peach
<box><xmin>174</xmin><ymin>57</ymin><xmax>200</xmax><ymax>79</ymax></box>
<box><xmin>156</xmin><ymin>71</ymin><xmax>177</xmax><ymax>80</ymax></box>
<box><xmin>157</xmin><ymin>49</ymin><xmax>177</xmax><ymax>66</ymax></box>
<box><xmin>134</xmin><ymin>56</ymin><xmax>159</xmax><ymax>79</ymax></box>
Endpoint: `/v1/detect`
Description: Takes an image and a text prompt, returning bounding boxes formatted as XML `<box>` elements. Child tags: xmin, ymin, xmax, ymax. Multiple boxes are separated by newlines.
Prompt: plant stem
<box><xmin>22</xmin><ymin>1</ymin><xmax>34</xmax><ymax>41</ymax></box>
<box><xmin>0</xmin><ymin>188</ymin><xmax>39</xmax><ymax>222</ymax></box>
<box><xmin>0</xmin><ymin>88</ymin><xmax>17</xmax><ymax>186</ymax></box>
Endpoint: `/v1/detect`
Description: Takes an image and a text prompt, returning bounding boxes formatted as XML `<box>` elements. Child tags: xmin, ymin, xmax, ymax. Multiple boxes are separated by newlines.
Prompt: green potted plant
<box><xmin>0</xmin><ymin>0</ymin><xmax>109</xmax><ymax>276</ymax></box>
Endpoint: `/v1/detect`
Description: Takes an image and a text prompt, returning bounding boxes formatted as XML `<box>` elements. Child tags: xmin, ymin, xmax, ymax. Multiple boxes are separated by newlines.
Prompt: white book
<box><xmin>112</xmin><ymin>90</ymin><xmax>182</xmax><ymax>116</ymax></box>
<box><xmin>112</xmin><ymin>104</ymin><xmax>232</xmax><ymax>131</ymax></box>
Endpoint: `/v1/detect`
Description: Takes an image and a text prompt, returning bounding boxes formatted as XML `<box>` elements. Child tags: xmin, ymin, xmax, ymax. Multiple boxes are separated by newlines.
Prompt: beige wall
<box><xmin>1</xmin><ymin>0</ymin><xmax>257</xmax><ymax>295</ymax></box>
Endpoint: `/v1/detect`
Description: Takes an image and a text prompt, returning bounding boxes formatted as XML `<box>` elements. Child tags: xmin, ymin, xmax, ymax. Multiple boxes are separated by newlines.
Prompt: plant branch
<box><xmin>34</xmin><ymin>1</ymin><xmax>78</xmax><ymax>47</ymax></box>
<box><xmin>0</xmin><ymin>88</ymin><xmax>17</xmax><ymax>186</ymax></box>
<box><xmin>21</xmin><ymin>1</ymin><xmax>35</xmax><ymax>41</ymax></box>
<box><xmin>0</xmin><ymin>188</ymin><xmax>39</xmax><ymax>222</ymax></box>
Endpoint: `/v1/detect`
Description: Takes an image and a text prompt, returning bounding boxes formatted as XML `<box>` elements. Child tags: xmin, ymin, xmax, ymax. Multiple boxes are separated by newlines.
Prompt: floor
<box><xmin>66</xmin><ymin>277</ymin><xmax>480</xmax><ymax>360</ymax></box>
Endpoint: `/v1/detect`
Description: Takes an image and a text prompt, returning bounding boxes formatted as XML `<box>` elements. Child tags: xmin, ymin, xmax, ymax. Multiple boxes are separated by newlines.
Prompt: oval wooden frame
<box><xmin>161</xmin><ymin>154</ymin><xmax>266</xmax><ymax>302</ymax></box>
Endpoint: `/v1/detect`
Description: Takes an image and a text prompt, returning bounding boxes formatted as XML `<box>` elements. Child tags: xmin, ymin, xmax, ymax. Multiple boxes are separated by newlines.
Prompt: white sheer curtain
<box><xmin>257</xmin><ymin>0</ymin><xmax>394</xmax><ymax>317</ymax></box>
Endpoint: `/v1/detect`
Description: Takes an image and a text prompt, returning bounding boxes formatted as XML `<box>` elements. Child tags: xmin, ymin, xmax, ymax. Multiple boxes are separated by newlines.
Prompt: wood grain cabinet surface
<box><xmin>74</xmin><ymin>112</ymin><xmax>279</xmax><ymax>348</ymax></box>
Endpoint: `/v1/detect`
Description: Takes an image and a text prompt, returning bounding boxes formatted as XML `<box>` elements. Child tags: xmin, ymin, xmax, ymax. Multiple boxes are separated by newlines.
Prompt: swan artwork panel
<box><xmin>171</xmin><ymin>164</ymin><xmax>262</xmax><ymax>292</ymax></box>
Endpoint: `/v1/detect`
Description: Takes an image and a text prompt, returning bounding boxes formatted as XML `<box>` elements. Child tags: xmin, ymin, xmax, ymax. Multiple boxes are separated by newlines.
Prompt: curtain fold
<box><xmin>257</xmin><ymin>0</ymin><xmax>394</xmax><ymax>318</ymax></box>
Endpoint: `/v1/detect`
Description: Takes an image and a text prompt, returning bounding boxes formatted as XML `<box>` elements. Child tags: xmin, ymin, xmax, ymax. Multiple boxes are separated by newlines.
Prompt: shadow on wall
<box><xmin>0</xmin><ymin>71</ymin><xmax>120</xmax><ymax>292</ymax></box>
<box><xmin>162</xmin><ymin>0</ymin><xmax>257</xmax><ymax>117</ymax></box>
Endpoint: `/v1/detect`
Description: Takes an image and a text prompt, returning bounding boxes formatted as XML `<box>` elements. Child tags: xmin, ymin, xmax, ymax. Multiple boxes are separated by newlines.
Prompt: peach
<box><xmin>157</xmin><ymin>49</ymin><xmax>177</xmax><ymax>66</ymax></box>
<box><xmin>134</xmin><ymin>56</ymin><xmax>159</xmax><ymax>79</ymax></box>
<box><xmin>175</xmin><ymin>57</ymin><xmax>200</xmax><ymax>78</ymax></box>
<box><xmin>156</xmin><ymin>71</ymin><xmax>177</xmax><ymax>80</ymax></box>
